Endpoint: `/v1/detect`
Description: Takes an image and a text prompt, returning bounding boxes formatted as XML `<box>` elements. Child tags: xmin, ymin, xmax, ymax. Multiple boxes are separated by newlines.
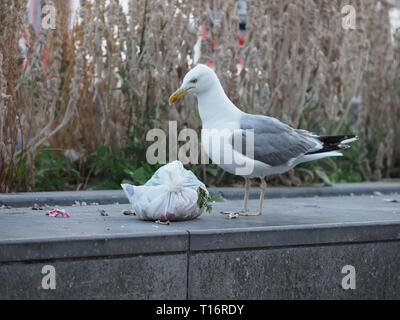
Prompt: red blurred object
<box><xmin>47</xmin><ymin>208</ymin><xmax>71</xmax><ymax>218</ymax></box>
<box><xmin>200</xmin><ymin>24</ymin><xmax>208</xmax><ymax>39</ymax></box>
<box><xmin>21</xmin><ymin>0</ymin><xmax>48</xmax><ymax>70</ymax></box>
<box><xmin>239</xmin><ymin>31</ymin><xmax>246</xmax><ymax>46</ymax></box>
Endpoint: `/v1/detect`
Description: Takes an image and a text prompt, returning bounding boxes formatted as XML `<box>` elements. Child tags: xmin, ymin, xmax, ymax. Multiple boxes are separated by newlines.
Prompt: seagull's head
<box><xmin>169</xmin><ymin>64</ymin><xmax>218</xmax><ymax>104</ymax></box>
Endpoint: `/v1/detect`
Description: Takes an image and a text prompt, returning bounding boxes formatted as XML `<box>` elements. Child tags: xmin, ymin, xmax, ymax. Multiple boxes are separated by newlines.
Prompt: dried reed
<box><xmin>0</xmin><ymin>0</ymin><xmax>399</xmax><ymax>191</ymax></box>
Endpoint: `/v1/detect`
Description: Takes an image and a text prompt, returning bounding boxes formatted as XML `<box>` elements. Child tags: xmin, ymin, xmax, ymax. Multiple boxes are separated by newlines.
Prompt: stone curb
<box><xmin>1</xmin><ymin>182</ymin><xmax>399</xmax><ymax>208</ymax></box>
<box><xmin>2</xmin><ymin>221</ymin><xmax>400</xmax><ymax>263</ymax></box>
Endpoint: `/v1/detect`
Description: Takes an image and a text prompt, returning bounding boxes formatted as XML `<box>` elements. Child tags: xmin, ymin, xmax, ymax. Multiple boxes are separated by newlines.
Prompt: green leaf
<box><xmin>315</xmin><ymin>168</ymin><xmax>332</xmax><ymax>186</ymax></box>
<box><xmin>206</xmin><ymin>165</ymin><xmax>219</xmax><ymax>177</ymax></box>
<box><xmin>133</xmin><ymin>167</ymin><xmax>150</xmax><ymax>185</ymax></box>
<box><xmin>197</xmin><ymin>187</ymin><xmax>212</xmax><ymax>213</ymax></box>
<box><xmin>160</xmin><ymin>21</ymin><xmax>168</xmax><ymax>30</ymax></box>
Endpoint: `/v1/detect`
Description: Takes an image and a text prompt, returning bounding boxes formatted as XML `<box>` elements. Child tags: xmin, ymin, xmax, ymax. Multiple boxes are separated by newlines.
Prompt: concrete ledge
<box><xmin>1</xmin><ymin>190</ymin><xmax>125</xmax><ymax>208</ymax></box>
<box><xmin>188</xmin><ymin>222</ymin><xmax>400</xmax><ymax>252</ymax></box>
<box><xmin>188</xmin><ymin>241</ymin><xmax>400</xmax><ymax>299</ymax></box>
<box><xmin>1</xmin><ymin>193</ymin><xmax>400</xmax><ymax>299</ymax></box>
<box><xmin>212</xmin><ymin>182</ymin><xmax>400</xmax><ymax>200</ymax></box>
<box><xmin>0</xmin><ymin>232</ymin><xmax>188</xmax><ymax>263</ymax></box>
<box><xmin>1</xmin><ymin>254</ymin><xmax>188</xmax><ymax>299</ymax></box>
<box><xmin>3</xmin><ymin>221</ymin><xmax>399</xmax><ymax>264</ymax></box>
<box><xmin>1</xmin><ymin>182</ymin><xmax>400</xmax><ymax>207</ymax></box>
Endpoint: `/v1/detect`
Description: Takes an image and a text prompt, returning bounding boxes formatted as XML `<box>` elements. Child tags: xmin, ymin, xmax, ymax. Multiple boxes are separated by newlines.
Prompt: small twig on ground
<box><xmin>155</xmin><ymin>220</ymin><xmax>170</xmax><ymax>225</ymax></box>
<box><xmin>98</xmin><ymin>209</ymin><xmax>109</xmax><ymax>216</ymax></box>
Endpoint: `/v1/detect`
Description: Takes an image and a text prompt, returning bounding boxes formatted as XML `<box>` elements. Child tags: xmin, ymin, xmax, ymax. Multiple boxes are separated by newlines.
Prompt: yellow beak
<box><xmin>168</xmin><ymin>87</ymin><xmax>193</xmax><ymax>104</ymax></box>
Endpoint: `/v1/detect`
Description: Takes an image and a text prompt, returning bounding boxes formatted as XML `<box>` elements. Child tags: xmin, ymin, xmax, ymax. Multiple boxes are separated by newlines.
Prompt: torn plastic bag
<box><xmin>121</xmin><ymin>160</ymin><xmax>208</xmax><ymax>221</ymax></box>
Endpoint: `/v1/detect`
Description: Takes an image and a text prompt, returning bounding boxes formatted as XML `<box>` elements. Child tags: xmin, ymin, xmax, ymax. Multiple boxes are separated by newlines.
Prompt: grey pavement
<box><xmin>1</xmin><ymin>182</ymin><xmax>400</xmax><ymax>208</ymax></box>
<box><xmin>1</xmin><ymin>193</ymin><xmax>400</xmax><ymax>247</ymax></box>
<box><xmin>1</xmin><ymin>187</ymin><xmax>400</xmax><ymax>299</ymax></box>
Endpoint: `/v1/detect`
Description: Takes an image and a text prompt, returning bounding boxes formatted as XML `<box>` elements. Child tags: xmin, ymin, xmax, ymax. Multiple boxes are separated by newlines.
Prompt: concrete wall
<box><xmin>1</xmin><ymin>223</ymin><xmax>400</xmax><ymax>299</ymax></box>
<box><xmin>188</xmin><ymin>241</ymin><xmax>400</xmax><ymax>299</ymax></box>
<box><xmin>0</xmin><ymin>254</ymin><xmax>187</xmax><ymax>299</ymax></box>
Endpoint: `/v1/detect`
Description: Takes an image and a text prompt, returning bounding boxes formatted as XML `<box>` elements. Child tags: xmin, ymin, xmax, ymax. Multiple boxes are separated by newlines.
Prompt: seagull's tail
<box><xmin>306</xmin><ymin>134</ymin><xmax>359</xmax><ymax>155</ymax></box>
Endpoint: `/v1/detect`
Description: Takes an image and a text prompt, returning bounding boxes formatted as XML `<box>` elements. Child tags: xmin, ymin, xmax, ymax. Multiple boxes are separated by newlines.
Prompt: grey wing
<box><xmin>236</xmin><ymin>114</ymin><xmax>320</xmax><ymax>167</ymax></box>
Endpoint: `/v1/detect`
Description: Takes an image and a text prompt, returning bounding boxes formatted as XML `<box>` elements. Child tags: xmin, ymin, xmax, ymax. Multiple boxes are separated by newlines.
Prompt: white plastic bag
<box><xmin>121</xmin><ymin>161</ymin><xmax>209</xmax><ymax>221</ymax></box>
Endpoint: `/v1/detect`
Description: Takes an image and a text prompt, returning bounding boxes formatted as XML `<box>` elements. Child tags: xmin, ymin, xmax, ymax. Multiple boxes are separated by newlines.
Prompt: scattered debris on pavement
<box><xmin>220</xmin><ymin>211</ymin><xmax>239</xmax><ymax>219</ymax></box>
<box><xmin>32</xmin><ymin>203</ymin><xmax>43</xmax><ymax>210</ymax></box>
<box><xmin>46</xmin><ymin>208</ymin><xmax>70</xmax><ymax>218</ymax></box>
<box><xmin>122</xmin><ymin>209</ymin><xmax>135</xmax><ymax>216</ymax></box>
<box><xmin>72</xmin><ymin>200</ymin><xmax>89</xmax><ymax>206</ymax></box>
<box><xmin>43</xmin><ymin>205</ymin><xmax>54</xmax><ymax>214</ymax></box>
<box><xmin>383</xmin><ymin>199</ymin><xmax>399</xmax><ymax>203</ymax></box>
<box><xmin>226</xmin><ymin>212</ymin><xmax>239</xmax><ymax>219</ymax></box>
<box><xmin>155</xmin><ymin>220</ymin><xmax>171</xmax><ymax>225</ymax></box>
<box><xmin>32</xmin><ymin>203</ymin><xmax>54</xmax><ymax>211</ymax></box>
<box><xmin>98</xmin><ymin>209</ymin><xmax>109</xmax><ymax>216</ymax></box>
<box><xmin>73</xmin><ymin>201</ymin><xmax>81</xmax><ymax>206</ymax></box>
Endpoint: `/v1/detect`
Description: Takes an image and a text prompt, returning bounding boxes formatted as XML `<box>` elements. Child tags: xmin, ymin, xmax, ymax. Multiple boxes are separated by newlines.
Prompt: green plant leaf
<box><xmin>315</xmin><ymin>168</ymin><xmax>332</xmax><ymax>186</ymax></box>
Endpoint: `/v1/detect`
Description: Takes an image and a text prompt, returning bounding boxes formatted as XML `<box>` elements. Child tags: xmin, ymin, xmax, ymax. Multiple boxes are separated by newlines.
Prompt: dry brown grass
<box><xmin>0</xmin><ymin>0</ymin><xmax>399</xmax><ymax>191</ymax></box>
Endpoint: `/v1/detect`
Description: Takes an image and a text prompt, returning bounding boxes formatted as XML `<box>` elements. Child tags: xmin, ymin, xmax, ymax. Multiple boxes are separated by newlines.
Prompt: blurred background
<box><xmin>0</xmin><ymin>0</ymin><xmax>399</xmax><ymax>192</ymax></box>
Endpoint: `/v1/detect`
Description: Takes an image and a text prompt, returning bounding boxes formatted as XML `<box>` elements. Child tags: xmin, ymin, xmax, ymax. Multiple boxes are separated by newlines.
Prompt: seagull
<box><xmin>169</xmin><ymin>64</ymin><xmax>358</xmax><ymax>216</ymax></box>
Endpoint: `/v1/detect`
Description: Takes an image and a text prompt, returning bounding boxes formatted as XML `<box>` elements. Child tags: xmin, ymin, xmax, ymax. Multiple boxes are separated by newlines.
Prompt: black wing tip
<box><xmin>306</xmin><ymin>134</ymin><xmax>358</xmax><ymax>155</ymax></box>
<box><xmin>318</xmin><ymin>134</ymin><xmax>358</xmax><ymax>144</ymax></box>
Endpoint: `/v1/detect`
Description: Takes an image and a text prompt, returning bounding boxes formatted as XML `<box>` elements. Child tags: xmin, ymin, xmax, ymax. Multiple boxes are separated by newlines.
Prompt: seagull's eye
<box><xmin>190</xmin><ymin>79</ymin><xmax>198</xmax><ymax>84</ymax></box>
